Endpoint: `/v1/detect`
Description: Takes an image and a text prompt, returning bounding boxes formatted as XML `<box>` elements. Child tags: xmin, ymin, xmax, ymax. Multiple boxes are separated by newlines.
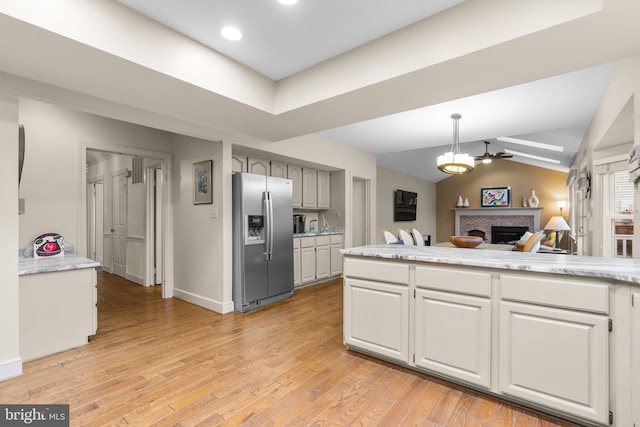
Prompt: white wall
<box><xmin>376</xmin><ymin>165</ymin><xmax>437</xmax><ymax>244</ymax></box>
<box><xmin>0</xmin><ymin>94</ymin><xmax>21</xmax><ymax>381</ymax></box>
<box><xmin>18</xmin><ymin>98</ymin><xmax>173</xmax><ymax>252</ymax></box>
<box><xmin>171</xmin><ymin>135</ymin><xmax>233</xmax><ymax>313</ymax></box>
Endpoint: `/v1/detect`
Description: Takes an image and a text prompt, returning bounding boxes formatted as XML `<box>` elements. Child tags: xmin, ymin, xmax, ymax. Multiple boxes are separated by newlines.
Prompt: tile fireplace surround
<box><xmin>453</xmin><ymin>208</ymin><xmax>542</xmax><ymax>243</ymax></box>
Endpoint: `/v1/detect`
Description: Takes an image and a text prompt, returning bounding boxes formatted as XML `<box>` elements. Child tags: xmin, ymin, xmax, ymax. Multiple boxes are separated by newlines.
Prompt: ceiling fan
<box><xmin>474</xmin><ymin>141</ymin><xmax>513</xmax><ymax>163</ymax></box>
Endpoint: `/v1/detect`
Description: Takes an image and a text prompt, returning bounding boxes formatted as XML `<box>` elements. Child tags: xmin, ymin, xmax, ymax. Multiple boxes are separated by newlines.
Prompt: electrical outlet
<box><xmin>211</xmin><ymin>208</ymin><xmax>218</xmax><ymax>219</ymax></box>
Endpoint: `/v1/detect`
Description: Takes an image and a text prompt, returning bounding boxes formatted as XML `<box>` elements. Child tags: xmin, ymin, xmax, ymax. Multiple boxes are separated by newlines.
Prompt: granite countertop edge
<box><xmin>294</xmin><ymin>230</ymin><xmax>344</xmax><ymax>237</ymax></box>
<box><xmin>341</xmin><ymin>245</ymin><xmax>640</xmax><ymax>284</ymax></box>
<box><xmin>19</xmin><ymin>253</ymin><xmax>102</xmax><ymax>276</ymax></box>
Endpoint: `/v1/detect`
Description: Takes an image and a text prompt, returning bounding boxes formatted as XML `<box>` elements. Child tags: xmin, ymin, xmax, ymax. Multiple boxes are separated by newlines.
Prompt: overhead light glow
<box><xmin>497</xmin><ymin>137</ymin><xmax>564</xmax><ymax>152</ymax></box>
<box><xmin>278</xmin><ymin>0</ymin><xmax>298</xmax><ymax>4</ymax></box>
<box><xmin>437</xmin><ymin>114</ymin><xmax>474</xmax><ymax>175</ymax></box>
<box><xmin>221</xmin><ymin>26</ymin><xmax>242</xmax><ymax>41</ymax></box>
<box><xmin>503</xmin><ymin>149</ymin><xmax>561</xmax><ymax>164</ymax></box>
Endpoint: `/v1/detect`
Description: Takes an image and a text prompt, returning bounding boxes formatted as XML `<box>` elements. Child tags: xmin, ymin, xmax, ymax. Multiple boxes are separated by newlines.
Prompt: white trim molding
<box><xmin>0</xmin><ymin>357</ymin><xmax>22</xmax><ymax>382</ymax></box>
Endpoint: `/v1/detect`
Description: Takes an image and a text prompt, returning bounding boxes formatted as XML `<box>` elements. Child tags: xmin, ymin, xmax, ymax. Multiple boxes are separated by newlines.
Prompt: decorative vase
<box><xmin>522</xmin><ymin>197</ymin><xmax>528</xmax><ymax>207</ymax></box>
<box><xmin>457</xmin><ymin>195</ymin><xmax>463</xmax><ymax>207</ymax></box>
<box><xmin>463</xmin><ymin>198</ymin><xmax>469</xmax><ymax>207</ymax></box>
<box><xmin>528</xmin><ymin>191</ymin><xmax>539</xmax><ymax>208</ymax></box>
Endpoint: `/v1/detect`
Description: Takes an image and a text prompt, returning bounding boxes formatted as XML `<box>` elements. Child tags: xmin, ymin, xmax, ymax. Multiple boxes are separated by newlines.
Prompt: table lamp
<box><xmin>544</xmin><ymin>216</ymin><xmax>571</xmax><ymax>249</ymax></box>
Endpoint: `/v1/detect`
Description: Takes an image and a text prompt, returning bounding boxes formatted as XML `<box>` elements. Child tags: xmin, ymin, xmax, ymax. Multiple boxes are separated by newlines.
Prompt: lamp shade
<box><xmin>544</xmin><ymin>216</ymin><xmax>570</xmax><ymax>231</ymax></box>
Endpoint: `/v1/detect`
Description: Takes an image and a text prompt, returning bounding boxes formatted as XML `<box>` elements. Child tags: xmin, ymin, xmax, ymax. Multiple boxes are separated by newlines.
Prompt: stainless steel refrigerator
<box><xmin>232</xmin><ymin>172</ymin><xmax>294</xmax><ymax>312</ymax></box>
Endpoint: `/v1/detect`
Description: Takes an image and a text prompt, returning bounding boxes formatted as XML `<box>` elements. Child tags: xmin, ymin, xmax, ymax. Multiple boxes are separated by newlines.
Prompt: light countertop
<box><xmin>341</xmin><ymin>244</ymin><xmax>640</xmax><ymax>284</ymax></box>
<box><xmin>294</xmin><ymin>230</ymin><xmax>343</xmax><ymax>237</ymax></box>
<box><xmin>19</xmin><ymin>254</ymin><xmax>101</xmax><ymax>276</ymax></box>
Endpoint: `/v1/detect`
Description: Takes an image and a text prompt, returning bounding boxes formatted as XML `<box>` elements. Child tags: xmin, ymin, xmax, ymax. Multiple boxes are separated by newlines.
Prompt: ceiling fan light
<box><xmin>482</xmin><ymin>158</ymin><xmax>492</xmax><ymax>164</ymax></box>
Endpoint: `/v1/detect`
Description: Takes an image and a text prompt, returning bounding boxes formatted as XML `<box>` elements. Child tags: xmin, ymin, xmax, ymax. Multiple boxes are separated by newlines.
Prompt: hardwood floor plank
<box><xmin>0</xmin><ymin>272</ymin><xmax>581</xmax><ymax>426</ymax></box>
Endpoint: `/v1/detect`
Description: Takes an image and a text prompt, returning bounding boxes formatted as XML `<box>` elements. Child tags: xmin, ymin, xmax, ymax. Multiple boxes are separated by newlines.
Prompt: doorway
<box><xmin>84</xmin><ymin>147</ymin><xmax>169</xmax><ymax>294</ymax></box>
<box><xmin>352</xmin><ymin>177</ymin><xmax>370</xmax><ymax>246</ymax></box>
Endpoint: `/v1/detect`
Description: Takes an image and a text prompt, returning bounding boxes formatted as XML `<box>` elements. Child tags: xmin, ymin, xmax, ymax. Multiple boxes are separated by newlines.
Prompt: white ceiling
<box><xmin>114</xmin><ymin>0</ymin><xmax>621</xmax><ymax>182</ymax></box>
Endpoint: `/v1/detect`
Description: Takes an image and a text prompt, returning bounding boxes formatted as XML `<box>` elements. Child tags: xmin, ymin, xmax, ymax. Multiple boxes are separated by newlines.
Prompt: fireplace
<box><xmin>492</xmin><ymin>226</ymin><xmax>529</xmax><ymax>244</ymax></box>
<box><xmin>454</xmin><ymin>208</ymin><xmax>541</xmax><ymax>243</ymax></box>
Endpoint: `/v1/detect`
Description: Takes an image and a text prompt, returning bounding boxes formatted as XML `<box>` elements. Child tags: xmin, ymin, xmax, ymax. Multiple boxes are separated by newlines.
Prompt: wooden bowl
<box><xmin>450</xmin><ymin>235</ymin><xmax>483</xmax><ymax>248</ymax></box>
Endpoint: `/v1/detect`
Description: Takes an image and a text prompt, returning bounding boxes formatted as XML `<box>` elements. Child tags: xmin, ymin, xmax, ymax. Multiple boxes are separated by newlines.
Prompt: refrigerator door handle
<box><xmin>263</xmin><ymin>194</ymin><xmax>270</xmax><ymax>261</ymax></box>
<box><xmin>267</xmin><ymin>191</ymin><xmax>274</xmax><ymax>260</ymax></box>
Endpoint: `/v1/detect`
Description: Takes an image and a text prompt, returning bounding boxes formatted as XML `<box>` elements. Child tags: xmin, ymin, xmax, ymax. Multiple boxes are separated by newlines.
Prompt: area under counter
<box><xmin>19</xmin><ymin>254</ymin><xmax>100</xmax><ymax>362</ymax></box>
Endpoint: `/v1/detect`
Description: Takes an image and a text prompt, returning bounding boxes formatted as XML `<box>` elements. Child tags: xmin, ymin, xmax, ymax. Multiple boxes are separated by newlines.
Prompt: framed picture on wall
<box><xmin>481</xmin><ymin>186</ymin><xmax>511</xmax><ymax>207</ymax></box>
<box><xmin>193</xmin><ymin>160</ymin><xmax>213</xmax><ymax>204</ymax></box>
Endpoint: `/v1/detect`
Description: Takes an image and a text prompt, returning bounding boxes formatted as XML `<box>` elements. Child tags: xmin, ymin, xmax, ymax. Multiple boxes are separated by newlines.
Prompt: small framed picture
<box><xmin>193</xmin><ymin>160</ymin><xmax>213</xmax><ymax>205</ymax></box>
<box><xmin>481</xmin><ymin>186</ymin><xmax>511</xmax><ymax>207</ymax></box>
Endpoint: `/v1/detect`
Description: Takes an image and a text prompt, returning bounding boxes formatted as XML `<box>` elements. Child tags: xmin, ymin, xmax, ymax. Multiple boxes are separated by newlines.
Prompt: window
<box><xmin>612</xmin><ymin>170</ymin><xmax>633</xmax><ymax>258</ymax></box>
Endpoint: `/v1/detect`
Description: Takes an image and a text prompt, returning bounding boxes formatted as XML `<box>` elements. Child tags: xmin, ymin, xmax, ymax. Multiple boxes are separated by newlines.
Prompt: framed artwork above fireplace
<box><xmin>481</xmin><ymin>186</ymin><xmax>511</xmax><ymax>207</ymax></box>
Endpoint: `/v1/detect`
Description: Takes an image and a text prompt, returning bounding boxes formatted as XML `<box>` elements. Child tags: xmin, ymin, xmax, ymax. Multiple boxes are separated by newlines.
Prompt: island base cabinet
<box><xmin>499</xmin><ymin>301</ymin><xmax>609</xmax><ymax>425</ymax></box>
<box><xmin>632</xmin><ymin>291</ymin><xmax>640</xmax><ymax>426</ymax></box>
<box><xmin>344</xmin><ymin>278</ymin><xmax>409</xmax><ymax>363</ymax></box>
<box><xmin>414</xmin><ymin>289</ymin><xmax>491</xmax><ymax>389</ymax></box>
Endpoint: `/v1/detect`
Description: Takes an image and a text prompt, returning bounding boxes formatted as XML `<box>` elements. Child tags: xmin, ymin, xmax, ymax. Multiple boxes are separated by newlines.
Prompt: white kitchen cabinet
<box><xmin>270</xmin><ymin>161</ymin><xmax>287</xmax><ymax>178</ymax></box>
<box><xmin>300</xmin><ymin>237</ymin><xmax>316</xmax><ymax>285</ymax></box>
<box><xmin>315</xmin><ymin>235</ymin><xmax>331</xmax><ymax>280</ymax></box>
<box><xmin>293</xmin><ymin>238</ymin><xmax>301</xmax><ymax>287</ymax></box>
<box><xmin>288</xmin><ymin>164</ymin><xmax>302</xmax><ymax>208</ymax></box>
<box><xmin>247</xmin><ymin>157</ymin><xmax>270</xmax><ymax>176</ymax></box>
<box><xmin>499</xmin><ymin>301</ymin><xmax>609</xmax><ymax>424</ymax></box>
<box><xmin>415</xmin><ymin>289</ymin><xmax>491</xmax><ymax>388</ymax></box>
<box><xmin>302</xmin><ymin>168</ymin><xmax>317</xmax><ymax>208</ymax></box>
<box><xmin>231</xmin><ymin>152</ymin><xmax>248</xmax><ymax>173</ymax></box>
<box><xmin>344</xmin><ymin>277</ymin><xmax>410</xmax><ymax>363</ymax></box>
<box><xmin>330</xmin><ymin>234</ymin><xmax>343</xmax><ymax>277</ymax></box>
<box><xmin>317</xmin><ymin>169</ymin><xmax>330</xmax><ymax>209</ymax></box>
<box><xmin>343</xmin><ymin>258</ymin><xmax>410</xmax><ymax>363</ymax></box>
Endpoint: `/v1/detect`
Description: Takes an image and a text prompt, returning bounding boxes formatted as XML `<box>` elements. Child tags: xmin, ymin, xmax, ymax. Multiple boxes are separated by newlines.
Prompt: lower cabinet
<box><xmin>330</xmin><ymin>235</ymin><xmax>343</xmax><ymax>277</ymax></box>
<box><xmin>300</xmin><ymin>237</ymin><xmax>316</xmax><ymax>285</ymax></box>
<box><xmin>293</xmin><ymin>238</ymin><xmax>301</xmax><ymax>287</ymax></box>
<box><xmin>315</xmin><ymin>236</ymin><xmax>331</xmax><ymax>280</ymax></box>
<box><xmin>632</xmin><ymin>291</ymin><xmax>640</xmax><ymax>426</ymax></box>
<box><xmin>296</xmin><ymin>235</ymin><xmax>343</xmax><ymax>287</ymax></box>
<box><xmin>344</xmin><ymin>278</ymin><xmax>409</xmax><ymax>363</ymax></box>
<box><xmin>499</xmin><ymin>301</ymin><xmax>609</xmax><ymax>424</ymax></box>
<box><xmin>414</xmin><ymin>289</ymin><xmax>491</xmax><ymax>388</ymax></box>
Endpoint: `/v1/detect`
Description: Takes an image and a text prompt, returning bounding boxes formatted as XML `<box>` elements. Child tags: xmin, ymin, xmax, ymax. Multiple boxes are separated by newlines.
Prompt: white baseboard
<box><xmin>0</xmin><ymin>357</ymin><xmax>22</xmax><ymax>382</ymax></box>
<box><xmin>173</xmin><ymin>288</ymin><xmax>234</xmax><ymax>314</ymax></box>
<box><xmin>125</xmin><ymin>273</ymin><xmax>144</xmax><ymax>286</ymax></box>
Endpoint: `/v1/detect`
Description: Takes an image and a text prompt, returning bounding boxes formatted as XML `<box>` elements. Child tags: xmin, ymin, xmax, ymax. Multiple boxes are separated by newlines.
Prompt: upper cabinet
<box><xmin>288</xmin><ymin>165</ymin><xmax>303</xmax><ymax>208</ymax></box>
<box><xmin>247</xmin><ymin>157</ymin><xmax>270</xmax><ymax>176</ymax></box>
<box><xmin>302</xmin><ymin>168</ymin><xmax>317</xmax><ymax>208</ymax></box>
<box><xmin>317</xmin><ymin>170</ymin><xmax>330</xmax><ymax>209</ymax></box>
<box><xmin>270</xmin><ymin>161</ymin><xmax>287</xmax><ymax>178</ymax></box>
<box><xmin>232</xmin><ymin>152</ymin><xmax>248</xmax><ymax>174</ymax></box>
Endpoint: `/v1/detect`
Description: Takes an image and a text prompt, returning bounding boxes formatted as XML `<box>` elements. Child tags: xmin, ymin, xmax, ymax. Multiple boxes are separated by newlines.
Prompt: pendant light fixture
<box><xmin>437</xmin><ymin>113</ymin><xmax>474</xmax><ymax>175</ymax></box>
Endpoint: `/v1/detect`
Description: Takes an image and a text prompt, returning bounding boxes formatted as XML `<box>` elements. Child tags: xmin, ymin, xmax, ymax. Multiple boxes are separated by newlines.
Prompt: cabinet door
<box><xmin>499</xmin><ymin>301</ymin><xmax>609</xmax><ymax>424</ymax></box>
<box><xmin>288</xmin><ymin>165</ymin><xmax>302</xmax><ymax>208</ymax></box>
<box><xmin>415</xmin><ymin>289</ymin><xmax>491</xmax><ymax>388</ymax></box>
<box><xmin>315</xmin><ymin>244</ymin><xmax>330</xmax><ymax>280</ymax></box>
<box><xmin>293</xmin><ymin>247</ymin><xmax>301</xmax><ymax>287</ymax></box>
<box><xmin>330</xmin><ymin>244</ymin><xmax>343</xmax><ymax>276</ymax></box>
<box><xmin>270</xmin><ymin>161</ymin><xmax>287</xmax><ymax>178</ymax></box>
<box><xmin>248</xmin><ymin>157</ymin><xmax>270</xmax><ymax>176</ymax></box>
<box><xmin>344</xmin><ymin>278</ymin><xmax>409</xmax><ymax>363</ymax></box>
<box><xmin>231</xmin><ymin>152</ymin><xmax>247</xmax><ymax>173</ymax></box>
<box><xmin>317</xmin><ymin>169</ymin><xmax>330</xmax><ymax>209</ymax></box>
<box><xmin>300</xmin><ymin>246</ymin><xmax>316</xmax><ymax>284</ymax></box>
<box><xmin>302</xmin><ymin>168</ymin><xmax>317</xmax><ymax>208</ymax></box>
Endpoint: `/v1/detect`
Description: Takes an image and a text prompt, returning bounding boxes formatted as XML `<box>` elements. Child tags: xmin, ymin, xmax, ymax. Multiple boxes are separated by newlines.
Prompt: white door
<box><xmin>154</xmin><ymin>168</ymin><xmax>163</xmax><ymax>285</ymax></box>
<box><xmin>95</xmin><ymin>182</ymin><xmax>104</xmax><ymax>264</ymax></box>
<box><xmin>112</xmin><ymin>172</ymin><xmax>127</xmax><ymax>278</ymax></box>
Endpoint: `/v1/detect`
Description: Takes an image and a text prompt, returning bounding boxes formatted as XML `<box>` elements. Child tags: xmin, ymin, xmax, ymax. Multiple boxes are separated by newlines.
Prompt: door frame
<box><xmin>86</xmin><ymin>176</ymin><xmax>104</xmax><ymax>265</ymax></box>
<box><xmin>111</xmin><ymin>169</ymin><xmax>128</xmax><ymax>278</ymax></box>
<box><xmin>145</xmin><ymin>163</ymin><xmax>164</xmax><ymax>286</ymax></box>
<box><xmin>79</xmin><ymin>141</ymin><xmax>174</xmax><ymax>298</ymax></box>
<box><xmin>352</xmin><ymin>176</ymin><xmax>371</xmax><ymax>246</ymax></box>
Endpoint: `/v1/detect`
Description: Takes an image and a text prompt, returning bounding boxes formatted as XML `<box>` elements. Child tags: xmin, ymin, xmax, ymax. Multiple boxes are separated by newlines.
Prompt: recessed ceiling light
<box><xmin>221</xmin><ymin>26</ymin><xmax>242</xmax><ymax>41</ymax></box>
<box><xmin>278</xmin><ymin>0</ymin><xmax>298</xmax><ymax>4</ymax></box>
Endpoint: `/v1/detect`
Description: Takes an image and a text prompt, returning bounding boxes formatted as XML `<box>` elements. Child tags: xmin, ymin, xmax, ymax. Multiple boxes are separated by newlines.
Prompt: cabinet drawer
<box><xmin>315</xmin><ymin>235</ymin><xmax>330</xmax><ymax>246</ymax></box>
<box><xmin>300</xmin><ymin>237</ymin><xmax>315</xmax><ymax>248</ymax></box>
<box><xmin>500</xmin><ymin>274</ymin><xmax>609</xmax><ymax>314</ymax></box>
<box><xmin>416</xmin><ymin>266</ymin><xmax>491</xmax><ymax>297</ymax></box>
<box><xmin>293</xmin><ymin>238</ymin><xmax>300</xmax><ymax>249</ymax></box>
<box><xmin>330</xmin><ymin>234</ymin><xmax>343</xmax><ymax>245</ymax></box>
<box><xmin>344</xmin><ymin>258</ymin><xmax>409</xmax><ymax>285</ymax></box>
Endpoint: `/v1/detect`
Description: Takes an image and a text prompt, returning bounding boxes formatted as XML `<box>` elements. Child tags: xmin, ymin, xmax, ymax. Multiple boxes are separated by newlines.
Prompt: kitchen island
<box><xmin>19</xmin><ymin>253</ymin><xmax>100</xmax><ymax>361</ymax></box>
<box><xmin>341</xmin><ymin>245</ymin><xmax>640</xmax><ymax>427</ymax></box>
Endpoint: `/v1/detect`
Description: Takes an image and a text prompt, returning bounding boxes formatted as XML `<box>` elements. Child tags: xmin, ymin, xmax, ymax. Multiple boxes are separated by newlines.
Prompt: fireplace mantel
<box><xmin>453</xmin><ymin>207</ymin><xmax>543</xmax><ymax>239</ymax></box>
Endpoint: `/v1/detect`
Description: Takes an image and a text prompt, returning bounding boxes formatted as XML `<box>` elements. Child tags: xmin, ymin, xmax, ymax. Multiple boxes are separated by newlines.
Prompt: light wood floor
<box><xmin>1</xmin><ymin>272</ymin><xmax>580</xmax><ymax>426</ymax></box>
